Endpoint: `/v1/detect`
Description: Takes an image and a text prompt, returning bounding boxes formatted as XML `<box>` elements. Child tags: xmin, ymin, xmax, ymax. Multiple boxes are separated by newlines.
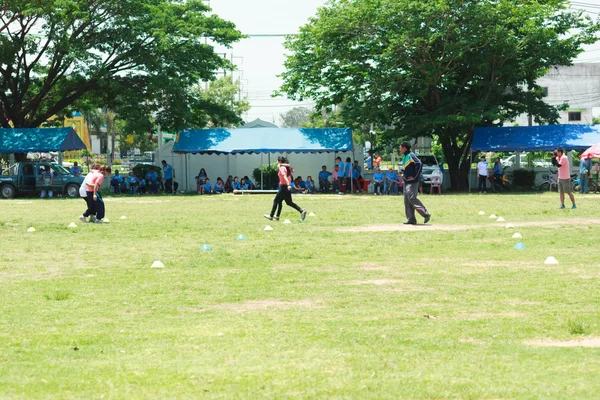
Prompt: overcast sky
<box><xmin>210</xmin><ymin>0</ymin><xmax>600</xmax><ymax>124</ymax></box>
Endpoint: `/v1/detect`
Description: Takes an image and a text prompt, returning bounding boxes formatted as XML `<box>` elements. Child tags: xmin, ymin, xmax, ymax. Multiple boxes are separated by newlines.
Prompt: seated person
<box><xmin>243</xmin><ymin>176</ymin><xmax>255</xmax><ymax>190</ymax></box>
<box><xmin>224</xmin><ymin>175</ymin><xmax>233</xmax><ymax>193</ymax></box>
<box><xmin>384</xmin><ymin>167</ymin><xmax>398</xmax><ymax>195</ymax></box>
<box><xmin>195</xmin><ymin>168</ymin><xmax>208</xmax><ymax>193</ymax></box>
<box><xmin>232</xmin><ymin>176</ymin><xmax>241</xmax><ymax>190</ymax></box>
<box><xmin>111</xmin><ymin>170</ymin><xmax>123</xmax><ymax>194</ymax></box>
<box><xmin>70</xmin><ymin>162</ymin><xmax>82</xmax><ymax>176</ymax></box>
<box><xmin>214</xmin><ymin>177</ymin><xmax>224</xmax><ymax>194</ymax></box>
<box><xmin>40</xmin><ymin>165</ymin><xmax>54</xmax><ymax>198</ymax></box>
<box><xmin>305</xmin><ymin>176</ymin><xmax>316</xmax><ymax>193</ymax></box>
<box><xmin>139</xmin><ymin>178</ymin><xmax>146</xmax><ymax>194</ymax></box>
<box><xmin>318</xmin><ymin>165</ymin><xmax>332</xmax><ymax>193</ymax></box>
<box><xmin>372</xmin><ymin>168</ymin><xmax>384</xmax><ymax>195</ymax></box>
<box><xmin>128</xmin><ymin>172</ymin><xmax>139</xmax><ymax>195</ymax></box>
<box><xmin>241</xmin><ymin>177</ymin><xmax>249</xmax><ymax>190</ymax></box>
<box><xmin>291</xmin><ymin>177</ymin><xmax>306</xmax><ymax>193</ymax></box>
<box><xmin>201</xmin><ymin>178</ymin><xmax>213</xmax><ymax>194</ymax></box>
<box><xmin>145</xmin><ymin>170</ymin><xmax>159</xmax><ymax>194</ymax></box>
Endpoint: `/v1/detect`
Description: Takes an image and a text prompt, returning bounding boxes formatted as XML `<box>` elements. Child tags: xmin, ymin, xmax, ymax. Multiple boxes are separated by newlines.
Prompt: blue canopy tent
<box><xmin>172</xmin><ymin>127</ymin><xmax>354</xmax><ymax>190</ymax></box>
<box><xmin>0</xmin><ymin>127</ymin><xmax>86</xmax><ymax>153</ymax></box>
<box><xmin>173</xmin><ymin>127</ymin><xmax>353</xmax><ymax>154</ymax></box>
<box><xmin>470</xmin><ymin>124</ymin><xmax>600</xmax><ymax>191</ymax></box>
<box><xmin>472</xmin><ymin>124</ymin><xmax>600</xmax><ymax>152</ymax></box>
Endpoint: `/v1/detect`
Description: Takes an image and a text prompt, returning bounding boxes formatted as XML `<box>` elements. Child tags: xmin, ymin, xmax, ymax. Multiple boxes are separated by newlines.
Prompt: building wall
<box><xmin>509</xmin><ymin>63</ymin><xmax>600</xmax><ymax>126</ymax></box>
<box><xmin>158</xmin><ymin>141</ymin><xmax>364</xmax><ymax>192</ymax></box>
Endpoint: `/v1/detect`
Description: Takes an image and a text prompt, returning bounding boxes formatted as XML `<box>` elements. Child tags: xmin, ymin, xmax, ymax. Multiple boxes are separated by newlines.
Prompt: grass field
<box><xmin>1</xmin><ymin>192</ymin><xmax>599</xmax><ymax>399</ymax></box>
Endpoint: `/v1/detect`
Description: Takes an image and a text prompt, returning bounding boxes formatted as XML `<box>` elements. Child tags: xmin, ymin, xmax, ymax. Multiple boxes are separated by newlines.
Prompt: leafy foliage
<box><xmin>280</xmin><ymin>107</ymin><xmax>313</xmax><ymax>128</ymax></box>
<box><xmin>511</xmin><ymin>169</ymin><xmax>536</xmax><ymax>189</ymax></box>
<box><xmin>253</xmin><ymin>163</ymin><xmax>279</xmax><ymax>190</ymax></box>
<box><xmin>133</xmin><ymin>163</ymin><xmax>162</xmax><ymax>179</ymax></box>
<box><xmin>279</xmin><ymin>0</ymin><xmax>599</xmax><ymax>190</ymax></box>
<box><xmin>0</xmin><ymin>0</ymin><xmax>242</xmax><ymax>131</ymax></box>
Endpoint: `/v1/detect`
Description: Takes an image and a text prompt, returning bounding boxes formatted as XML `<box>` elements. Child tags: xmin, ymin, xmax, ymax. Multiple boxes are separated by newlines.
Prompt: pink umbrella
<box><xmin>580</xmin><ymin>143</ymin><xmax>600</xmax><ymax>159</ymax></box>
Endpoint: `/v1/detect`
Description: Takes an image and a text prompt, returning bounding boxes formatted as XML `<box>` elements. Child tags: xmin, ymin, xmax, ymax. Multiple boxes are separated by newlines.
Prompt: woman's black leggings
<box><xmin>270</xmin><ymin>186</ymin><xmax>302</xmax><ymax>217</ymax></box>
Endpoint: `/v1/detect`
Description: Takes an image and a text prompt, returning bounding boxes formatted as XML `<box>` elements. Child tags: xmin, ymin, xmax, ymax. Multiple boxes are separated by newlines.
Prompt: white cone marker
<box><xmin>68</xmin><ymin>222</ymin><xmax>77</xmax><ymax>228</ymax></box>
<box><xmin>27</xmin><ymin>227</ymin><xmax>36</xmax><ymax>232</ymax></box>
<box><xmin>120</xmin><ymin>216</ymin><xmax>127</xmax><ymax>220</ymax></box>
<box><xmin>308</xmin><ymin>212</ymin><xmax>316</xmax><ymax>217</ymax></box>
<box><xmin>489</xmin><ymin>214</ymin><xmax>497</xmax><ymax>219</ymax></box>
<box><xmin>151</xmin><ymin>260</ymin><xmax>165</xmax><ymax>268</ymax></box>
<box><xmin>283</xmin><ymin>219</ymin><xmax>291</xmax><ymax>224</ymax></box>
<box><xmin>264</xmin><ymin>225</ymin><xmax>273</xmax><ymax>231</ymax></box>
<box><xmin>512</xmin><ymin>232</ymin><xmax>522</xmax><ymax>239</ymax></box>
<box><xmin>496</xmin><ymin>217</ymin><xmax>505</xmax><ymax>222</ymax></box>
<box><xmin>104</xmin><ymin>218</ymin><xmax>110</xmax><ymax>223</ymax></box>
<box><xmin>544</xmin><ymin>256</ymin><xmax>559</xmax><ymax>265</ymax></box>
<box><xmin>478</xmin><ymin>211</ymin><xmax>485</xmax><ymax>216</ymax></box>
<box><xmin>505</xmin><ymin>223</ymin><xmax>514</xmax><ymax>229</ymax></box>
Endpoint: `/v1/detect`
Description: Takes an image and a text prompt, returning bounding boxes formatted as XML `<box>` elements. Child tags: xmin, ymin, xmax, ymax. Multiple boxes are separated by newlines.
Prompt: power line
<box><xmin>554</xmin><ymin>66</ymin><xmax>591</xmax><ymax>123</ymax></box>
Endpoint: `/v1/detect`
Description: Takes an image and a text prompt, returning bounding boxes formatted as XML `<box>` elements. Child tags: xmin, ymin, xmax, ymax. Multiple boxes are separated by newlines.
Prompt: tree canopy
<box><xmin>0</xmin><ymin>0</ymin><xmax>242</xmax><ymax>132</ymax></box>
<box><xmin>279</xmin><ymin>0</ymin><xmax>599</xmax><ymax>189</ymax></box>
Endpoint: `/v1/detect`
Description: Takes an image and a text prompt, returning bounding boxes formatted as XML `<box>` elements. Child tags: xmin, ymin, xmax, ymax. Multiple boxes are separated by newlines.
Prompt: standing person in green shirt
<box><xmin>400</xmin><ymin>141</ymin><xmax>431</xmax><ymax>225</ymax></box>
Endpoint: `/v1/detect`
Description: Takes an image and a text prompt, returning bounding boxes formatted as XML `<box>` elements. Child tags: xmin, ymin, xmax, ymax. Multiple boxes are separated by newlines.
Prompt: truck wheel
<box><xmin>65</xmin><ymin>184</ymin><xmax>79</xmax><ymax>199</ymax></box>
<box><xmin>1</xmin><ymin>184</ymin><xmax>16</xmax><ymax>199</ymax></box>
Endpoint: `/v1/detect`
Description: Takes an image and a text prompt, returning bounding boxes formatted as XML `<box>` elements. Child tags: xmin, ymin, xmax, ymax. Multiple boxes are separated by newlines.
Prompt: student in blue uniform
<box><xmin>214</xmin><ymin>177</ymin><xmax>224</xmax><ymax>194</ymax></box>
<box><xmin>305</xmin><ymin>176</ymin><xmax>316</xmax><ymax>194</ymax></box>
<box><xmin>318</xmin><ymin>165</ymin><xmax>332</xmax><ymax>193</ymax></box>
<box><xmin>202</xmin><ymin>178</ymin><xmax>213</xmax><ymax>194</ymax></box>
<box><xmin>372</xmin><ymin>167</ymin><xmax>384</xmax><ymax>196</ymax></box>
<box><xmin>232</xmin><ymin>176</ymin><xmax>241</xmax><ymax>190</ymax></box>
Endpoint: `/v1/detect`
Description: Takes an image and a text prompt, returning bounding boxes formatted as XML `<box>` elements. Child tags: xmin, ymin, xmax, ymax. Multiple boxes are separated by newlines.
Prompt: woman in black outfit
<box><xmin>264</xmin><ymin>157</ymin><xmax>307</xmax><ymax>221</ymax></box>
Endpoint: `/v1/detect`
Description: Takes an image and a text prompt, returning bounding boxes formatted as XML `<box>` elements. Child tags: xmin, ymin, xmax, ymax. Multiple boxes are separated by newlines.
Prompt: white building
<box><xmin>510</xmin><ymin>63</ymin><xmax>600</xmax><ymax>126</ymax></box>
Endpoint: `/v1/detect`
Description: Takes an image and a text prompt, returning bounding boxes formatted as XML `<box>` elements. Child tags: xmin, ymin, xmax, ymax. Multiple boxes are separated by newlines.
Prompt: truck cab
<box><xmin>0</xmin><ymin>162</ymin><xmax>84</xmax><ymax>199</ymax></box>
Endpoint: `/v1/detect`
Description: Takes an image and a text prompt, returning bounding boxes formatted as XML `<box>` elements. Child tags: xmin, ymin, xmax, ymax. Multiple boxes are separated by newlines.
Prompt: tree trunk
<box><xmin>440</xmin><ymin>128</ymin><xmax>474</xmax><ymax>192</ymax></box>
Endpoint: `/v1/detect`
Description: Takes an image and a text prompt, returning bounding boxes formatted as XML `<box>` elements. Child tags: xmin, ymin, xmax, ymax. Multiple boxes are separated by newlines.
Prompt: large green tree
<box><xmin>279</xmin><ymin>0</ymin><xmax>599</xmax><ymax>190</ymax></box>
<box><xmin>0</xmin><ymin>0</ymin><xmax>242</xmax><ymax>155</ymax></box>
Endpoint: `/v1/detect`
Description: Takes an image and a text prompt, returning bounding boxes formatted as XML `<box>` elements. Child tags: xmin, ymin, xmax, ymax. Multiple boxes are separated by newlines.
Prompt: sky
<box><xmin>209</xmin><ymin>0</ymin><xmax>327</xmax><ymax>125</ymax></box>
<box><xmin>209</xmin><ymin>0</ymin><xmax>600</xmax><ymax>125</ymax></box>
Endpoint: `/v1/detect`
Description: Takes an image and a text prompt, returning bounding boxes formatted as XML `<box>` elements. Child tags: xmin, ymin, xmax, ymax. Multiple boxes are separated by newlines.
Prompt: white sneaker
<box><xmin>95</xmin><ymin>219</ymin><xmax>104</xmax><ymax>224</ymax></box>
<box><xmin>79</xmin><ymin>215</ymin><xmax>86</xmax><ymax>223</ymax></box>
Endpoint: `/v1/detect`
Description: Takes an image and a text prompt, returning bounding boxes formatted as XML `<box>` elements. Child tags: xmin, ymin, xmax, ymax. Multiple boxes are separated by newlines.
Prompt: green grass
<box><xmin>1</xmin><ymin>192</ymin><xmax>599</xmax><ymax>399</ymax></box>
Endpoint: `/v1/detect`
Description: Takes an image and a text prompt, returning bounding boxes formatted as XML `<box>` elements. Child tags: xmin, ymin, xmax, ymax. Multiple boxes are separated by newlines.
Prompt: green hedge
<box><xmin>253</xmin><ymin>163</ymin><xmax>279</xmax><ymax>189</ymax></box>
<box><xmin>512</xmin><ymin>169</ymin><xmax>536</xmax><ymax>189</ymax></box>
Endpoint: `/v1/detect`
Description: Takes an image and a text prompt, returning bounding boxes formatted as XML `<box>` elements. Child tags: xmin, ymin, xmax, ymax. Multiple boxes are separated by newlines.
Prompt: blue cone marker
<box><xmin>513</xmin><ymin>242</ymin><xmax>526</xmax><ymax>250</ymax></box>
<box><xmin>236</xmin><ymin>234</ymin><xmax>246</xmax><ymax>240</ymax></box>
<box><xmin>201</xmin><ymin>244</ymin><xmax>212</xmax><ymax>251</ymax></box>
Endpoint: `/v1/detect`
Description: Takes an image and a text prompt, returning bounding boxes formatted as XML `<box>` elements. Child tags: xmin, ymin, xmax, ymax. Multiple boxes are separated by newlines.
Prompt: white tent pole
<box><xmin>261</xmin><ymin>153</ymin><xmax>264</xmax><ymax>190</ymax></box>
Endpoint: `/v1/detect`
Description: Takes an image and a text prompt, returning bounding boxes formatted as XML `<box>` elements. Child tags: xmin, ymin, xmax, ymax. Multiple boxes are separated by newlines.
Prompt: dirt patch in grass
<box><xmin>460</xmin><ymin>338</ymin><xmax>485</xmax><ymax>344</ymax></box>
<box><xmin>359</xmin><ymin>262</ymin><xmax>392</xmax><ymax>271</ymax></box>
<box><xmin>211</xmin><ymin>299</ymin><xmax>319</xmax><ymax>312</ymax></box>
<box><xmin>335</xmin><ymin>218</ymin><xmax>600</xmax><ymax>233</ymax></box>
<box><xmin>525</xmin><ymin>338</ymin><xmax>600</xmax><ymax>348</ymax></box>
<box><xmin>103</xmin><ymin>198</ymin><xmax>171</xmax><ymax>204</ymax></box>
<box><xmin>349</xmin><ymin>279</ymin><xmax>405</xmax><ymax>285</ymax></box>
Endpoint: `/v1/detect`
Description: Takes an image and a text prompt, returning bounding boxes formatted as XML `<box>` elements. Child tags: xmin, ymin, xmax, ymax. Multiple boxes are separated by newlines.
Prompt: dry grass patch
<box><xmin>524</xmin><ymin>338</ymin><xmax>600</xmax><ymax>348</ymax></box>
<box><xmin>349</xmin><ymin>279</ymin><xmax>406</xmax><ymax>286</ymax></box>
<box><xmin>455</xmin><ymin>311</ymin><xmax>525</xmax><ymax>320</ymax></box>
<box><xmin>211</xmin><ymin>299</ymin><xmax>320</xmax><ymax>312</ymax></box>
<box><xmin>359</xmin><ymin>262</ymin><xmax>393</xmax><ymax>271</ymax></box>
<box><xmin>460</xmin><ymin>338</ymin><xmax>486</xmax><ymax>344</ymax></box>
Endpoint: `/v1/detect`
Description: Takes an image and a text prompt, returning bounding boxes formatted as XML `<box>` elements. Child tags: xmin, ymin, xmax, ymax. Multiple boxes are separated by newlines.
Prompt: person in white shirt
<box><xmin>477</xmin><ymin>156</ymin><xmax>489</xmax><ymax>193</ymax></box>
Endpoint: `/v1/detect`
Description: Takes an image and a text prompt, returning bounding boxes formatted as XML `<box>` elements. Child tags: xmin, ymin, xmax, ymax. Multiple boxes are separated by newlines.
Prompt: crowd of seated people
<box><xmin>194</xmin><ymin>167</ymin><xmax>256</xmax><ymax>194</ymax></box>
<box><xmin>109</xmin><ymin>169</ymin><xmax>164</xmax><ymax>195</ymax></box>
<box><xmin>315</xmin><ymin>158</ymin><xmax>366</xmax><ymax>194</ymax></box>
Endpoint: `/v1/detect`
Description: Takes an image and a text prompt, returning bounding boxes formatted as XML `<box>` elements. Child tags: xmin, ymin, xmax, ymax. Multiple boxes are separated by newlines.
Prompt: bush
<box><xmin>512</xmin><ymin>169</ymin><xmax>536</xmax><ymax>189</ymax></box>
<box><xmin>112</xmin><ymin>159</ymin><xmax>123</xmax><ymax>165</ymax></box>
<box><xmin>133</xmin><ymin>164</ymin><xmax>162</xmax><ymax>179</ymax></box>
<box><xmin>253</xmin><ymin>163</ymin><xmax>279</xmax><ymax>189</ymax></box>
